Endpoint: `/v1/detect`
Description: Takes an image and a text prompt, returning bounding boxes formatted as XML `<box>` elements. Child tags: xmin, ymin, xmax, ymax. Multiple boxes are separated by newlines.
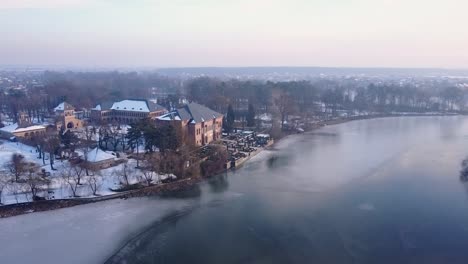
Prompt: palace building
<box><xmin>54</xmin><ymin>102</ymin><xmax>84</xmax><ymax>130</ymax></box>
<box><xmin>90</xmin><ymin>99</ymin><xmax>166</xmax><ymax>124</ymax></box>
<box><xmin>156</xmin><ymin>102</ymin><xmax>223</xmax><ymax>146</ymax></box>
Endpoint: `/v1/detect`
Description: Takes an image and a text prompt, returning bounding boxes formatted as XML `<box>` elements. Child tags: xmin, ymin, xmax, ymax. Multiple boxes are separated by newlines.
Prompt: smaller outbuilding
<box><xmin>75</xmin><ymin>147</ymin><xmax>119</xmax><ymax>170</ymax></box>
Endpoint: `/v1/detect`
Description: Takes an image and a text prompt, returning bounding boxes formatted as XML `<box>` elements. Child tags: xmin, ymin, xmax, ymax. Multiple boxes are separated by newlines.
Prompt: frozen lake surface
<box><xmin>2</xmin><ymin>116</ymin><xmax>468</xmax><ymax>264</ymax></box>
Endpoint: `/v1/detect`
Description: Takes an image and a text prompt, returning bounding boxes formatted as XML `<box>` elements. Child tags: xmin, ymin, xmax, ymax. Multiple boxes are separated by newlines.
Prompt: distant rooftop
<box><xmin>93</xmin><ymin>99</ymin><xmax>165</xmax><ymax>113</ymax></box>
<box><xmin>54</xmin><ymin>102</ymin><xmax>75</xmax><ymax>112</ymax></box>
<box><xmin>0</xmin><ymin>123</ymin><xmax>45</xmax><ymax>134</ymax></box>
<box><xmin>158</xmin><ymin>102</ymin><xmax>223</xmax><ymax>123</ymax></box>
<box><xmin>77</xmin><ymin>147</ymin><xmax>115</xmax><ymax>163</ymax></box>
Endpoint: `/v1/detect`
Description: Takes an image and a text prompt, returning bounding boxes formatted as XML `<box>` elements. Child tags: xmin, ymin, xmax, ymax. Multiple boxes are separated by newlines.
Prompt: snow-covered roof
<box><xmin>93</xmin><ymin>102</ymin><xmax>113</xmax><ymax>111</ymax></box>
<box><xmin>157</xmin><ymin>112</ymin><xmax>182</xmax><ymax>121</ymax></box>
<box><xmin>54</xmin><ymin>102</ymin><xmax>74</xmax><ymax>112</ymax></box>
<box><xmin>257</xmin><ymin>113</ymin><xmax>272</xmax><ymax>121</ymax></box>
<box><xmin>0</xmin><ymin>123</ymin><xmax>45</xmax><ymax>134</ymax></box>
<box><xmin>111</xmin><ymin>100</ymin><xmax>150</xmax><ymax>112</ymax></box>
<box><xmin>80</xmin><ymin>148</ymin><xmax>116</xmax><ymax>163</ymax></box>
<box><xmin>157</xmin><ymin>102</ymin><xmax>222</xmax><ymax>123</ymax></box>
<box><xmin>14</xmin><ymin>125</ymin><xmax>46</xmax><ymax>133</ymax></box>
<box><xmin>54</xmin><ymin>102</ymin><xmax>64</xmax><ymax>111</ymax></box>
<box><xmin>0</xmin><ymin>123</ymin><xmax>19</xmax><ymax>133</ymax></box>
<box><xmin>93</xmin><ymin>100</ymin><xmax>165</xmax><ymax>113</ymax></box>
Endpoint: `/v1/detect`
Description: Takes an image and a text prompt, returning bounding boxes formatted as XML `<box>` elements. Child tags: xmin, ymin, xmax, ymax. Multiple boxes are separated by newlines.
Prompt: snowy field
<box><xmin>0</xmin><ymin>140</ymin><xmax>148</xmax><ymax>205</ymax></box>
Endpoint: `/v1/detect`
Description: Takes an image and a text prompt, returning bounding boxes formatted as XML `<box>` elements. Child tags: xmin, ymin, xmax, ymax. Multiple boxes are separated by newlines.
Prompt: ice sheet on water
<box><xmin>0</xmin><ymin>189</ymin><xmax>245</xmax><ymax>264</ymax></box>
<box><xmin>0</xmin><ymin>198</ymin><xmax>196</xmax><ymax>264</ymax></box>
<box><xmin>357</xmin><ymin>202</ymin><xmax>375</xmax><ymax>211</ymax></box>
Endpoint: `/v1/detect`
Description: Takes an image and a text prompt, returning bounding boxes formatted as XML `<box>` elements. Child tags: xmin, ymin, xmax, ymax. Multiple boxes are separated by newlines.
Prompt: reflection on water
<box><xmin>266</xmin><ymin>154</ymin><xmax>291</xmax><ymax>169</ymax></box>
<box><xmin>159</xmin><ymin>184</ymin><xmax>202</xmax><ymax>199</ymax></box>
<box><xmin>105</xmin><ymin>116</ymin><xmax>468</xmax><ymax>264</ymax></box>
<box><xmin>460</xmin><ymin>157</ymin><xmax>468</xmax><ymax>181</ymax></box>
<box><xmin>208</xmin><ymin>173</ymin><xmax>229</xmax><ymax>193</ymax></box>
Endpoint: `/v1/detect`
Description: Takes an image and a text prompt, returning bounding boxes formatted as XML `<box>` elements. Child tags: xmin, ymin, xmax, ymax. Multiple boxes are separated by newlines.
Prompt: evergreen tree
<box><xmin>246</xmin><ymin>103</ymin><xmax>256</xmax><ymax>127</ymax></box>
<box><xmin>225</xmin><ymin>104</ymin><xmax>235</xmax><ymax>133</ymax></box>
<box><xmin>159</xmin><ymin>125</ymin><xmax>180</xmax><ymax>152</ymax></box>
<box><xmin>143</xmin><ymin>124</ymin><xmax>159</xmax><ymax>152</ymax></box>
<box><xmin>61</xmin><ymin>130</ymin><xmax>79</xmax><ymax>150</ymax></box>
<box><xmin>126</xmin><ymin>122</ymin><xmax>143</xmax><ymax>167</ymax></box>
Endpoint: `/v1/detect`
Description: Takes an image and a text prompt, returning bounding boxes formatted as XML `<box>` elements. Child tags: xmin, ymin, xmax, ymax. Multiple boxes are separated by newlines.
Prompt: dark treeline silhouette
<box><xmin>0</xmin><ymin>71</ymin><xmax>182</xmax><ymax>123</ymax></box>
<box><xmin>185</xmin><ymin>77</ymin><xmax>467</xmax><ymax>121</ymax></box>
<box><xmin>1</xmin><ymin>72</ymin><xmax>466</xmax><ymax>126</ymax></box>
<box><xmin>42</xmin><ymin>71</ymin><xmax>182</xmax><ymax>108</ymax></box>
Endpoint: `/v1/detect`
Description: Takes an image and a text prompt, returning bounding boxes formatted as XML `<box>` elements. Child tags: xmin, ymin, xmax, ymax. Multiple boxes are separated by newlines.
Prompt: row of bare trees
<box><xmin>186</xmin><ymin>78</ymin><xmax>468</xmax><ymax>129</ymax></box>
<box><xmin>0</xmin><ymin>153</ymin><xmax>106</xmax><ymax>204</ymax></box>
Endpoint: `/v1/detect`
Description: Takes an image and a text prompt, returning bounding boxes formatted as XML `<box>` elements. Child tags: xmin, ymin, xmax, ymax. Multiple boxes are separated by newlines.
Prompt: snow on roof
<box><xmin>158</xmin><ymin>103</ymin><xmax>222</xmax><ymax>124</ymax></box>
<box><xmin>179</xmin><ymin>102</ymin><xmax>223</xmax><ymax>123</ymax></box>
<box><xmin>14</xmin><ymin>125</ymin><xmax>46</xmax><ymax>133</ymax></box>
<box><xmin>111</xmin><ymin>100</ymin><xmax>150</xmax><ymax>112</ymax></box>
<box><xmin>257</xmin><ymin>113</ymin><xmax>272</xmax><ymax>121</ymax></box>
<box><xmin>54</xmin><ymin>102</ymin><xmax>64</xmax><ymax>111</ymax></box>
<box><xmin>92</xmin><ymin>104</ymin><xmax>101</xmax><ymax>111</ymax></box>
<box><xmin>0</xmin><ymin>123</ymin><xmax>18</xmax><ymax>133</ymax></box>
<box><xmin>81</xmin><ymin>148</ymin><xmax>116</xmax><ymax>163</ymax></box>
<box><xmin>157</xmin><ymin>112</ymin><xmax>181</xmax><ymax>121</ymax></box>
<box><xmin>54</xmin><ymin>102</ymin><xmax>74</xmax><ymax>112</ymax></box>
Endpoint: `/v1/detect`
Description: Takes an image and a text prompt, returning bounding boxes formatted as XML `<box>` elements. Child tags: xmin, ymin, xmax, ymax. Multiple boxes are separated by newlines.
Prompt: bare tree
<box><xmin>7</xmin><ymin>183</ymin><xmax>25</xmax><ymax>204</ymax></box>
<box><xmin>140</xmin><ymin>155</ymin><xmax>159</xmax><ymax>186</ymax></box>
<box><xmin>70</xmin><ymin>161</ymin><xmax>86</xmax><ymax>185</ymax></box>
<box><xmin>76</xmin><ymin>126</ymin><xmax>95</xmax><ymax>176</ymax></box>
<box><xmin>140</xmin><ymin>169</ymin><xmax>156</xmax><ymax>187</ymax></box>
<box><xmin>114</xmin><ymin>161</ymin><xmax>135</xmax><ymax>187</ymax></box>
<box><xmin>0</xmin><ymin>172</ymin><xmax>10</xmax><ymax>204</ymax></box>
<box><xmin>31</xmin><ymin>133</ymin><xmax>46</xmax><ymax>164</ymax></box>
<box><xmin>44</xmin><ymin>134</ymin><xmax>61</xmax><ymax>170</ymax></box>
<box><xmin>274</xmin><ymin>91</ymin><xmax>296</xmax><ymax>130</ymax></box>
<box><xmin>59</xmin><ymin>165</ymin><xmax>80</xmax><ymax>197</ymax></box>
<box><xmin>7</xmin><ymin>154</ymin><xmax>28</xmax><ymax>182</ymax></box>
<box><xmin>101</xmin><ymin>121</ymin><xmax>122</xmax><ymax>151</ymax></box>
<box><xmin>24</xmin><ymin>163</ymin><xmax>49</xmax><ymax>201</ymax></box>
<box><xmin>87</xmin><ymin>173</ymin><xmax>102</xmax><ymax>196</ymax></box>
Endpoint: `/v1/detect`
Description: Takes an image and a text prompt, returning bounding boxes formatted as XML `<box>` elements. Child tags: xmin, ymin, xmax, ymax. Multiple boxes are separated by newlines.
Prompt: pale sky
<box><xmin>1</xmin><ymin>0</ymin><xmax>468</xmax><ymax>68</ymax></box>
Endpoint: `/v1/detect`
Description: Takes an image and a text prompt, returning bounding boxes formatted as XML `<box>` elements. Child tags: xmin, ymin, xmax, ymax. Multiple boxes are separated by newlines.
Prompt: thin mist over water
<box><xmin>107</xmin><ymin>116</ymin><xmax>468</xmax><ymax>264</ymax></box>
<box><xmin>1</xmin><ymin>116</ymin><xmax>468</xmax><ymax>264</ymax></box>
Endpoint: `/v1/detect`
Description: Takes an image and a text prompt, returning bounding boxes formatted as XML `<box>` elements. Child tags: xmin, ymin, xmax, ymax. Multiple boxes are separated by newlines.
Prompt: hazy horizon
<box><xmin>2</xmin><ymin>0</ymin><xmax>468</xmax><ymax>68</ymax></box>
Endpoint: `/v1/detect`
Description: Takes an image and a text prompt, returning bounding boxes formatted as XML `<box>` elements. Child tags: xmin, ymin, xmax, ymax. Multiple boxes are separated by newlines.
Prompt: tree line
<box><xmin>185</xmin><ymin>77</ymin><xmax>468</xmax><ymax>125</ymax></box>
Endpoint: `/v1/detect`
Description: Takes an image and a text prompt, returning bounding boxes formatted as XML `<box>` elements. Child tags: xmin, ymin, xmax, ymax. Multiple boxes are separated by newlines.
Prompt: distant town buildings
<box><xmin>157</xmin><ymin>102</ymin><xmax>223</xmax><ymax>146</ymax></box>
<box><xmin>90</xmin><ymin>99</ymin><xmax>166</xmax><ymax>124</ymax></box>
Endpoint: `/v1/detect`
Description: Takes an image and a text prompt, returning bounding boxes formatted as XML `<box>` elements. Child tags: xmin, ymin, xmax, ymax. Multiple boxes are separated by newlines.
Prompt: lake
<box><xmin>2</xmin><ymin>116</ymin><xmax>468</xmax><ymax>264</ymax></box>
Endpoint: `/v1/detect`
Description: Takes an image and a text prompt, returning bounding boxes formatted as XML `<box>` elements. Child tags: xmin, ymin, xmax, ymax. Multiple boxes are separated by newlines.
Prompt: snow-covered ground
<box><xmin>0</xmin><ymin>140</ymin><xmax>159</xmax><ymax>205</ymax></box>
<box><xmin>0</xmin><ymin>141</ymin><xmax>42</xmax><ymax>169</ymax></box>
